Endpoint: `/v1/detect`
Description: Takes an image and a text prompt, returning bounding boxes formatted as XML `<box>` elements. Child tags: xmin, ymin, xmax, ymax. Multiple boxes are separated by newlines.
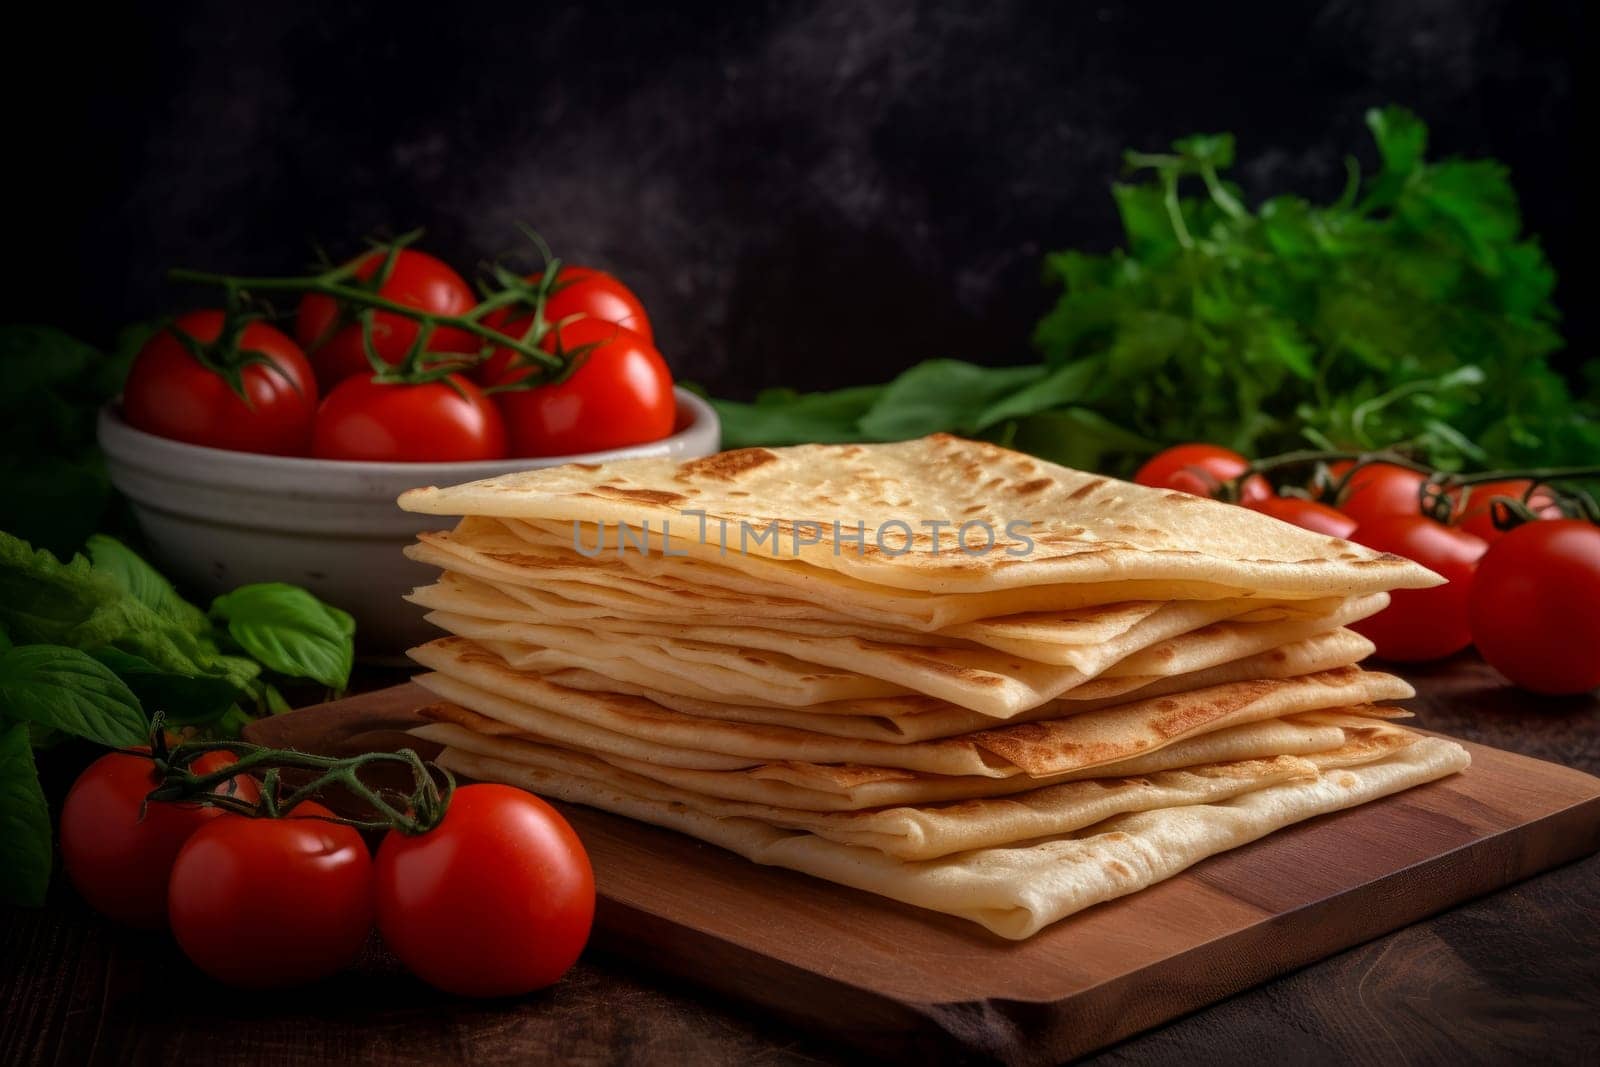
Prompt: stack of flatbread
<box><xmin>397</xmin><ymin>434</ymin><xmax>1469</xmax><ymax>939</ymax></box>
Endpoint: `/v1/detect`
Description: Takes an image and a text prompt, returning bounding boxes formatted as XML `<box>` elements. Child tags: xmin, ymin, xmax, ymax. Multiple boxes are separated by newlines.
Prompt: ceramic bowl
<box><xmin>98</xmin><ymin>387</ymin><xmax>720</xmax><ymax>659</ymax></box>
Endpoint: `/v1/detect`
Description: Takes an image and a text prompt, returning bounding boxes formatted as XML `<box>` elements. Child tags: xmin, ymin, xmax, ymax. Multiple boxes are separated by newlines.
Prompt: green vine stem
<box><xmin>167</xmin><ymin>262</ymin><xmax>563</xmax><ymax>373</ymax></box>
<box><xmin>1225</xmin><ymin>448</ymin><xmax>1600</xmax><ymax>526</ymax></box>
<box><xmin>146</xmin><ymin>724</ymin><xmax>453</xmax><ymax>836</ymax></box>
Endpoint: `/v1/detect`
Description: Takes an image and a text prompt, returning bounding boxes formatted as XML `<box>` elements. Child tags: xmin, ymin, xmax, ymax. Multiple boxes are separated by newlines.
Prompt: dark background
<box><xmin>3</xmin><ymin>0</ymin><xmax>1587</xmax><ymax>397</ymax></box>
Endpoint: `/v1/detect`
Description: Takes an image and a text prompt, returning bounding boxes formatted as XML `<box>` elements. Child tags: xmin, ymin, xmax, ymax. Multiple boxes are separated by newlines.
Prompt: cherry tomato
<box><xmin>123</xmin><ymin>311</ymin><xmax>318</xmax><ymax>456</ymax></box>
<box><xmin>295</xmin><ymin>249</ymin><xmax>478</xmax><ymax>389</ymax></box>
<box><xmin>1469</xmin><ymin>520</ymin><xmax>1600</xmax><ymax>694</ymax></box>
<box><xmin>60</xmin><ymin>750</ymin><xmax>259</xmax><ymax>929</ymax></box>
<box><xmin>312</xmin><ymin>373</ymin><xmax>507</xmax><ymax>461</ymax></box>
<box><xmin>1133</xmin><ymin>444</ymin><xmax>1271</xmax><ymax>504</ymax></box>
<box><xmin>1350</xmin><ymin>515</ymin><xmax>1487</xmax><ymax>661</ymax></box>
<box><xmin>485</xmin><ymin>319</ymin><xmax>675</xmax><ymax>458</ymax></box>
<box><xmin>168</xmin><ymin>801</ymin><xmax>373</xmax><ymax>988</ymax></box>
<box><xmin>1333</xmin><ymin>462</ymin><xmax>1431</xmax><ymax>527</ymax></box>
<box><xmin>375</xmin><ymin>784</ymin><xmax>594</xmax><ymax>997</ymax></box>
<box><xmin>1453</xmin><ymin>479</ymin><xmax>1563</xmax><ymax>543</ymax></box>
<box><xmin>1245</xmin><ymin>495</ymin><xmax>1359</xmax><ymax>539</ymax></box>
<box><xmin>537</xmin><ymin>265</ymin><xmax>653</xmax><ymax>343</ymax></box>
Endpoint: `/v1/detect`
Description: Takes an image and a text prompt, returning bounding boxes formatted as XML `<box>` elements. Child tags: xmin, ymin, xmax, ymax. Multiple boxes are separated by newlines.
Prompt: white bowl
<box><xmin>98</xmin><ymin>388</ymin><xmax>720</xmax><ymax>659</ymax></box>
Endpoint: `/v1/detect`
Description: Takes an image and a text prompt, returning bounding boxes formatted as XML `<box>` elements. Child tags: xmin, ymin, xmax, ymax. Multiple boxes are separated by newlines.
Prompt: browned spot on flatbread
<box><xmin>752</xmin><ymin>761</ymin><xmax>916</xmax><ymax>787</ymax></box>
<box><xmin>1103</xmin><ymin>859</ymin><xmax>1134</xmax><ymax>879</ymax></box>
<box><xmin>675</xmin><ymin>448</ymin><xmax>778</xmax><ymax>482</ymax></box>
<box><xmin>1148</xmin><ymin>678</ymin><xmax>1277</xmax><ymax>740</ymax></box>
<box><xmin>591</xmin><ymin>485</ymin><xmax>686</xmax><ymax>506</ymax></box>
<box><xmin>415</xmin><ymin>700</ymin><xmax>520</xmax><ymax>736</ymax></box>
<box><xmin>569</xmin><ymin>462</ymin><xmax>602</xmax><ymax>471</ymax></box>
<box><xmin>1012</xmin><ymin>478</ymin><xmax>1053</xmax><ymax>496</ymax></box>
<box><xmin>882</xmin><ymin>649</ymin><xmax>1005</xmax><ymax>687</ymax></box>
<box><xmin>1162</xmin><ymin>492</ymin><xmax>1204</xmax><ymax>503</ymax></box>
<box><xmin>1066</xmin><ymin>478</ymin><xmax>1106</xmax><ymax>501</ymax></box>
<box><xmin>969</xmin><ymin>721</ymin><xmax>1125</xmax><ymax>770</ymax></box>
<box><xmin>432</xmin><ymin>637</ymin><xmax>516</xmax><ymax>671</ymax></box>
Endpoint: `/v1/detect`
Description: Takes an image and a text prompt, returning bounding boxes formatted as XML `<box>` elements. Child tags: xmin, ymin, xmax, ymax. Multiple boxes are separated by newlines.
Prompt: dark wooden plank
<box><xmin>233</xmin><ymin>681</ymin><xmax>1600</xmax><ymax>1064</ymax></box>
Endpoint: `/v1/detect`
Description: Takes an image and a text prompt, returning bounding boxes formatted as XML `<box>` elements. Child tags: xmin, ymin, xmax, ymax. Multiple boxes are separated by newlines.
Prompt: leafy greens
<box><xmin>0</xmin><ymin>530</ymin><xmax>358</xmax><ymax>905</ymax></box>
<box><xmin>712</xmin><ymin>107</ymin><xmax>1596</xmax><ymax>474</ymax></box>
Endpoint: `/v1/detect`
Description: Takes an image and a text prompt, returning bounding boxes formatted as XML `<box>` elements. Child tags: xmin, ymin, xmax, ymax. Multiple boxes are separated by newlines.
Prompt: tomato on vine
<box><xmin>59</xmin><ymin>749</ymin><xmax>258</xmax><ymax>929</ymax></box>
<box><xmin>1349</xmin><ymin>515</ymin><xmax>1487</xmax><ymax>661</ymax></box>
<box><xmin>532</xmin><ymin>265</ymin><xmax>653</xmax><ymax>343</ymax></box>
<box><xmin>484</xmin><ymin>318</ymin><xmax>675</xmax><ymax>458</ymax></box>
<box><xmin>295</xmin><ymin>248</ymin><xmax>477</xmax><ymax>389</ymax></box>
<box><xmin>123</xmin><ymin>311</ymin><xmax>318</xmax><ymax>456</ymax></box>
<box><xmin>375</xmin><ymin>784</ymin><xmax>594</xmax><ymax>997</ymax></box>
<box><xmin>1469</xmin><ymin>520</ymin><xmax>1600</xmax><ymax>694</ymax></box>
<box><xmin>1134</xmin><ymin>444</ymin><xmax>1271</xmax><ymax>504</ymax></box>
<box><xmin>313</xmin><ymin>373</ymin><xmax>507</xmax><ymax>462</ymax></box>
<box><xmin>1453</xmin><ymin>479</ymin><xmax>1563</xmax><ymax>543</ymax></box>
<box><xmin>167</xmin><ymin>800</ymin><xmax>374</xmax><ymax>988</ymax></box>
<box><xmin>1245</xmin><ymin>495</ymin><xmax>1359</xmax><ymax>539</ymax></box>
<box><xmin>1329</xmin><ymin>462</ymin><xmax>1431</xmax><ymax>526</ymax></box>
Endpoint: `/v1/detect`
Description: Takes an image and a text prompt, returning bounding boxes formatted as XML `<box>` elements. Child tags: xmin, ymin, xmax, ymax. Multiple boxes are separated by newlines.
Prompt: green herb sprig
<box><xmin>710</xmin><ymin>107</ymin><xmax>1596</xmax><ymax>475</ymax></box>
<box><xmin>0</xmin><ymin>530</ymin><xmax>357</xmax><ymax>906</ymax></box>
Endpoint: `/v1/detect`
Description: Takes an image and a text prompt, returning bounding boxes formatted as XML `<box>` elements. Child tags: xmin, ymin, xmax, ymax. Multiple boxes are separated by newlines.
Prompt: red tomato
<box><xmin>1350</xmin><ymin>515</ymin><xmax>1488</xmax><ymax>661</ymax></box>
<box><xmin>123</xmin><ymin>311</ymin><xmax>318</xmax><ymax>456</ymax></box>
<box><xmin>537</xmin><ymin>265</ymin><xmax>653</xmax><ymax>343</ymax></box>
<box><xmin>375</xmin><ymin>784</ymin><xmax>594</xmax><ymax>997</ymax></box>
<box><xmin>1333</xmin><ymin>462</ymin><xmax>1431</xmax><ymax>526</ymax></box>
<box><xmin>168</xmin><ymin>801</ymin><xmax>373</xmax><ymax>988</ymax></box>
<box><xmin>296</xmin><ymin>249</ymin><xmax>478</xmax><ymax>389</ymax></box>
<box><xmin>486</xmin><ymin>319</ymin><xmax>675</xmax><ymax>458</ymax></box>
<box><xmin>1453</xmin><ymin>480</ymin><xmax>1563</xmax><ymax>543</ymax></box>
<box><xmin>312</xmin><ymin>373</ymin><xmax>507</xmax><ymax>461</ymax></box>
<box><xmin>1133</xmin><ymin>444</ymin><xmax>1271</xmax><ymax>504</ymax></box>
<box><xmin>1245</xmin><ymin>495</ymin><xmax>1359</xmax><ymax>539</ymax></box>
<box><xmin>60</xmin><ymin>750</ymin><xmax>259</xmax><ymax>929</ymax></box>
<box><xmin>1469</xmin><ymin>520</ymin><xmax>1600</xmax><ymax>694</ymax></box>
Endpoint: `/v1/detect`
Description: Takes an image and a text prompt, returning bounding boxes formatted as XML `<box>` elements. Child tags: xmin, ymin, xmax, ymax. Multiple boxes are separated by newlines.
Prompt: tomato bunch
<box><xmin>125</xmin><ymin>242</ymin><xmax>677</xmax><ymax>462</ymax></box>
<box><xmin>1135</xmin><ymin>443</ymin><xmax>1600</xmax><ymax>693</ymax></box>
<box><xmin>59</xmin><ymin>751</ymin><xmax>594</xmax><ymax>994</ymax></box>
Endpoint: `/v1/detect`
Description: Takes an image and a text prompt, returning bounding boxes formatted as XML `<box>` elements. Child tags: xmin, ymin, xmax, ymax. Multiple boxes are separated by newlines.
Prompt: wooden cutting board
<box><xmin>246</xmin><ymin>682</ymin><xmax>1600</xmax><ymax>1066</ymax></box>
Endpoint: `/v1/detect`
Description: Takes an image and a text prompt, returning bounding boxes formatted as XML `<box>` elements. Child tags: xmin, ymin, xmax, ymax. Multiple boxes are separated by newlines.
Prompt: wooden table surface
<box><xmin>3</xmin><ymin>654</ymin><xmax>1598</xmax><ymax>1066</ymax></box>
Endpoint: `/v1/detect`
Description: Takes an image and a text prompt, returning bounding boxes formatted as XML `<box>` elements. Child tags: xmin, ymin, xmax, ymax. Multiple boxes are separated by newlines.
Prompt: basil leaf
<box><xmin>0</xmin><ymin>530</ymin><xmax>214</xmax><ymax>677</ymax></box>
<box><xmin>0</xmin><ymin>645</ymin><xmax>147</xmax><ymax>746</ymax></box>
<box><xmin>0</xmin><ymin>325</ymin><xmax>97</xmax><ymax>398</ymax></box>
<box><xmin>210</xmin><ymin>583</ymin><xmax>355</xmax><ymax>690</ymax></box>
<box><xmin>712</xmin><ymin>385</ymin><xmax>886</xmax><ymax>448</ymax></box>
<box><xmin>89</xmin><ymin>647</ymin><xmax>242</xmax><ymax>726</ymax></box>
<box><xmin>0</xmin><ymin>722</ymin><xmax>52</xmax><ymax>907</ymax></box>
<box><xmin>87</xmin><ymin>535</ymin><xmax>209</xmax><ymax>636</ymax></box>
<box><xmin>974</xmin><ymin>358</ymin><xmax>1104</xmax><ymax>431</ymax></box>
<box><xmin>858</xmin><ymin>360</ymin><xmax>1045</xmax><ymax>440</ymax></box>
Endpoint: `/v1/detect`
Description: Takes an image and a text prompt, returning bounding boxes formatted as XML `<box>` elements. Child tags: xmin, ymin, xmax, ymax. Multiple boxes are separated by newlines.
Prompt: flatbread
<box><xmin>409</xmin><ymin>638</ymin><xmax>1412</xmax><ymax>779</ymax></box>
<box><xmin>411</xmin><ymin>569</ymin><xmax>1371</xmax><ymax>681</ymax></box>
<box><xmin>433</xmin><ymin>735</ymin><xmax>1470</xmax><ymax>938</ymax></box>
<box><xmin>408</xmin><ymin>522</ymin><xmax>1229</xmax><ymax>631</ymax></box>
<box><xmin>536</xmin><ymin>627</ymin><xmax>1379</xmax><ymax>743</ymax></box>
<box><xmin>399</xmin><ymin>435</ymin><xmax>1440</xmax><ymax>597</ymax></box>
<box><xmin>411</xmin><ymin>520</ymin><xmax>1326</xmax><ymax>636</ymax></box>
<box><xmin>422</xmin><ymin>718</ymin><xmax>1328</xmax><ymax>859</ymax></box>
<box><xmin>418</xmin><ymin>591</ymin><xmax>1383</xmax><ymax>718</ymax></box>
